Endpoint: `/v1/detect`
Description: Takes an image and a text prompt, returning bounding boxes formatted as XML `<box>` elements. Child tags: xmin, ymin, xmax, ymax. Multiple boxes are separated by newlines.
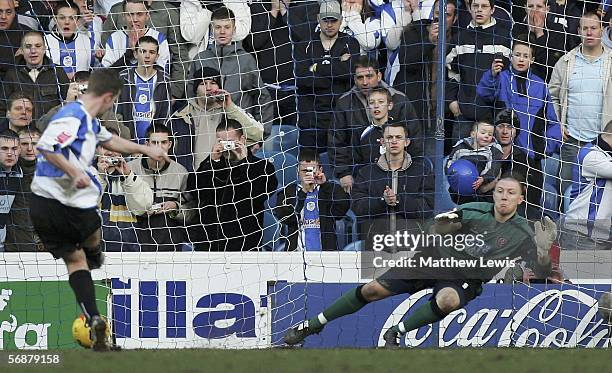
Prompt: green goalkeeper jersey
<box><xmin>432</xmin><ymin>202</ymin><xmax>550</xmax><ymax>281</ymax></box>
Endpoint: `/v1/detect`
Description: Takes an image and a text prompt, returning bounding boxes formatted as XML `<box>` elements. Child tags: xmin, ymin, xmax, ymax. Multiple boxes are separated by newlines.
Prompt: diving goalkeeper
<box><xmin>283</xmin><ymin>174</ymin><xmax>556</xmax><ymax>347</ymax></box>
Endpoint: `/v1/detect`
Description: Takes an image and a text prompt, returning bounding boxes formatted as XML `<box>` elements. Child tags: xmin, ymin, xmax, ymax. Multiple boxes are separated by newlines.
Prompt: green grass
<box><xmin>7</xmin><ymin>348</ymin><xmax>611</xmax><ymax>373</ymax></box>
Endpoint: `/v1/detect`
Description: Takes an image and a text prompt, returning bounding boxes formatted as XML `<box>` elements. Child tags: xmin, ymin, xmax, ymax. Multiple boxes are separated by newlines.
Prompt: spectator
<box><xmin>477</xmin><ymin>36</ymin><xmax>562</xmax><ymax>160</ymax></box>
<box><xmin>547</xmin><ymin>0</ymin><xmax>581</xmax><ymax>41</ymax></box>
<box><xmin>0</xmin><ymin>130</ymin><xmax>24</xmax><ymax>251</ymax></box>
<box><xmin>512</xmin><ymin>0</ymin><xmax>579</xmax><ymax>82</ymax></box>
<box><xmin>274</xmin><ymin>149</ymin><xmax>350</xmax><ymax>251</ymax></box>
<box><xmin>0</xmin><ymin>0</ymin><xmax>34</xmax><ymax>79</ymax></box>
<box><xmin>295</xmin><ymin>0</ymin><xmax>360</xmax><ymax>151</ymax></box>
<box><xmin>70</xmin><ymin>0</ymin><xmax>103</xmax><ymax>56</ymax></box>
<box><xmin>103</xmin><ymin>0</ymin><xmax>187</xmax><ymax>100</ymax></box>
<box><xmin>446</xmin><ymin>0</ymin><xmax>512</xmax><ymax>142</ymax></box>
<box><xmin>127</xmin><ymin>124</ymin><xmax>188</xmax><ymax>252</ymax></box>
<box><xmin>391</xmin><ymin>0</ymin><xmax>457</xmax><ymax>128</ymax></box>
<box><xmin>101</xmin><ymin>0</ymin><xmax>170</xmax><ymax>75</ymax></box>
<box><xmin>44</xmin><ymin>1</ymin><xmax>96</xmax><ymax>80</ymax></box>
<box><xmin>330</xmin><ymin>56</ymin><xmax>422</xmax><ymax>193</ymax></box>
<box><xmin>190</xmin><ymin>6</ymin><xmax>274</xmax><ymax>135</ymax></box>
<box><xmin>116</xmin><ymin>35</ymin><xmax>171</xmax><ymax>143</ymax></box>
<box><xmin>168</xmin><ymin>67</ymin><xmax>264</xmax><ymax>173</ymax></box>
<box><xmin>337</xmin><ymin>0</ymin><xmax>382</xmax><ymax>54</ymax></box>
<box><xmin>456</xmin><ymin>0</ymin><xmax>513</xmax><ymax>31</ymax></box>
<box><xmin>4</xmin><ymin>127</ymin><xmax>42</xmax><ymax>251</ymax></box>
<box><xmin>96</xmin><ymin>143</ymin><xmax>150</xmax><ymax>252</ymax></box>
<box><xmin>445</xmin><ymin>121</ymin><xmax>502</xmax><ymax>204</ymax></box>
<box><xmin>180</xmin><ymin>0</ymin><xmax>251</xmax><ymax>58</ymax></box>
<box><xmin>0</xmin><ymin>30</ymin><xmax>69</xmax><ymax>121</ymax></box>
<box><xmin>560</xmin><ymin>120</ymin><xmax>612</xmax><ymax>250</ymax></box>
<box><xmin>19</xmin><ymin>0</ymin><xmax>58</xmax><ymax>31</ymax></box>
<box><xmin>243</xmin><ymin>0</ymin><xmax>297</xmax><ymax>125</ymax></box>
<box><xmin>37</xmin><ymin>70</ymin><xmax>131</xmax><ymax>139</ymax></box>
<box><xmin>549</xmin><ymin>12</ymin><xmax>612</xmax><ymax>198</ymax></box>
<box><xmin>352</xmin><ymin>122</ymin><xmax>434</xmax><ymax>238</ymax></box>
<box><xmin>4</xmin><ymin>91</ymin><xmax>34</xmax><ymax>133</ymax></box>
<box><xmin>494</xmin><ymin>109</ymin><xmax>545</xmax><ymax>219</ymax></box>
<box><xmin>603</xmin><ymin>9</ymin><xmax>612</xmax><ymax>49</ymax></box>
<box><xmin>187</xmin><ymin>118</ymin><xmax>278</xmax><ymax>251</ymax></box>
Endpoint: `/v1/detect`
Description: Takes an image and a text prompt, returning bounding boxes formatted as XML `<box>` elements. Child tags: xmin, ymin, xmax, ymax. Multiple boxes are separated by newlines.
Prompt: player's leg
<box><xmin>283</xmin><ymin>280</ymin><xmax>394</xmax><ymax>345</ymax></box>
<box><xmin>383</xmin><ymin>280</ymin><xmax>482</xmax><ymax>348</ymax></box>
<box><xmin>64</xmin><ymin>229</ymin><xmax>109</xmax><ymax>351</ymax></box>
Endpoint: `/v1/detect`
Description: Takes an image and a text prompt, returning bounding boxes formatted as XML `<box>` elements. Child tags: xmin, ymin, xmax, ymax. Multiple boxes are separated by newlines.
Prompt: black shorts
<box><xmin>29</xmin><ymin>194</ymin><xmax>101</xmax><ymax>259</ymax></box>
<box><xmin>376</xmin><ymin>272</ymin><xmax>483</xmax><ymax>308</ymax></box>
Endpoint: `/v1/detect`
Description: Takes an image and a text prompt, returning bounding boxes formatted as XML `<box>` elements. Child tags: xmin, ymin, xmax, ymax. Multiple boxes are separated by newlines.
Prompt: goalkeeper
<box><xmin>283</xmin><ymin>174</ymin><xmax>556</xmax><ymax>347</ymax></box>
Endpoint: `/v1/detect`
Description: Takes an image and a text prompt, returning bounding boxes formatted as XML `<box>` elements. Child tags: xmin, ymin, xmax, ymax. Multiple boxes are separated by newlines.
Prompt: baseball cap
<box><xmin>319</xmin><ymin>0</ymin><xmax>342</xmax><ymax>20</ymax></box>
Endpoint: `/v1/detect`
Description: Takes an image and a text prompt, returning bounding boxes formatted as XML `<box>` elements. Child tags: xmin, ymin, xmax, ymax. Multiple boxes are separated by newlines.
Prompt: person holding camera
<box><xmin>186</xmin><ymin>118</ymin><xmax>277</xmax><ymax>251</ymax></box>
<box><xmin>96</xmin><ymin>136</ymin><xmax>152</xmax><ymax>252</ymax></box>
<box><xmin>37</xmin><ymin>70</ymin><xmax>131</xmax><ymax>139</ymax></box>
<box><xmin>274</xmin><ymin>149</ymin><xmax>350</xmax><ymax>251</ymax></box>
<box><xmin>168</xmin><ymin>66</ymin><xmax>264</xmax><ymax>172</ymax></box>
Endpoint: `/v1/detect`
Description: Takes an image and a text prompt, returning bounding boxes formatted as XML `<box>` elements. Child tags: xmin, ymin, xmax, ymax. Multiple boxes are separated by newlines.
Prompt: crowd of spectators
<box><xmin>0</xmin><ymin>0</ymin><xmax>610</xmax><ymax>252</ymax></box>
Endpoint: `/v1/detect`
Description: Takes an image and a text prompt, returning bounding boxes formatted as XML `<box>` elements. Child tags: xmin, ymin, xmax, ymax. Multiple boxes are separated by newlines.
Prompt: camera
<box><xmin>220</xmin><ymin>140</ymin><xmax>236</xmax><ymax>151</ymax></box>
<box><xmin>107</xmin><ymin>157</ymin><xmax>121</xmax><ymax>166</ymax></box>
<box><xmin>151</xmin><ymin>202</ymin><xmax>164</xmax><ymax>211</ymax></box>
<box><xmin>210</xmin><ymin>93</ymin><xmax>225</xmax><ymax>102</ymax></box>
<box><xmin>78</xmin><ymin>84</ymin><xmax>88</xmax><ymax>94</ymax></box>
<box><xmin>305</xmin><ymin>166</ymin><xmax>315</xmax><ymax>177</ymax></box>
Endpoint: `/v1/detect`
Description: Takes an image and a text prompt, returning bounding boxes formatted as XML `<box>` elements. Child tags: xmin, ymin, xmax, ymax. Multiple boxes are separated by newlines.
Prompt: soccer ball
<box><xmin>598</xmin><ymin>292</ymin><xmax>612</xmax><ymax>324</ymax></box>
<box><xmin>72</xmin><ymin>314</ymin><xmax>110</xmax><ymax>348</ymax></box>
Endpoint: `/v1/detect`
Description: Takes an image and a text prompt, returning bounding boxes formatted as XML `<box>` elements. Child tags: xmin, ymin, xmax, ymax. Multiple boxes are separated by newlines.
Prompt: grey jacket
<box><xmin>189</xmin><ymin>41</ymin><xmax>274</xmax><ymax>135</ymax></box>
<box><xmin>549</xmin><ymin>45</ymin><xmax>612</xmax><ymax>133</ymax></box>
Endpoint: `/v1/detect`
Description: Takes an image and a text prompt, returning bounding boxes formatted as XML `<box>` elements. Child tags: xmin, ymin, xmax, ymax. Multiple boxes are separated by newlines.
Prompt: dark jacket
<box><xmin>294</xmin><ymin>32</ymin><xmax>360</xmax><ymax>127</ymax></box>
<box><xmin>187</xmin><ymin>153</ymin><xmax>278</xmax><ymax>251</ymax></box>
<box><xmin>352</xmin><ymin>154</ymin><xmax>434</xmax><ymax>236</ymax></box>
<box><xmin>274</xmin><ymin>182</ymin><xmax>350</xmax><ymax>251</ymax></box>
<box><xmin>330</xmin><ymin>84</ymin><xmax>422</xmax><ymax>179</ymax></box>
<box><xmin>0</xmin><ymin>55</ymin><xmax>69</xmax><ymax>120</ymax></box>
<box><xmin>0</xmin><ymin>16</ymin><xmax>33</xmax><ymax>79</ymax></box>
<box><xmin>4</xmin><ymin>161</ymin><xmax>40</xmax><ymax>252</ymax></box>
<box><xmin>512</xmin><ymin>20</ymin><xmax>579</xmax><ymax>82</ymax></box>
<box><xmin>477</xmin><ymin>68</ymin><xmax>562</xmax><ymax>159</ymax></box>
<box><xmin>446</xmin><ymin>18</ymin><xmax>512</xmax><ymax>121</ymax></box>
<box><xmin>243</xmin><ymin>1</ymin><xmax>294</xmax><ymax>88</ymax></box>
<box><xmin>117</xmin><ymin>67</ymin><xmax>171</xmax><ymax>140</ymax></box>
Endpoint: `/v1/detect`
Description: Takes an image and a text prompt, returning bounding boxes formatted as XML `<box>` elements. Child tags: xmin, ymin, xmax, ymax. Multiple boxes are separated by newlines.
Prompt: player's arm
<box><xmin>101</xmin><ymin>135</ymin><xmax>170</xmax><ymax>163</ymax></box>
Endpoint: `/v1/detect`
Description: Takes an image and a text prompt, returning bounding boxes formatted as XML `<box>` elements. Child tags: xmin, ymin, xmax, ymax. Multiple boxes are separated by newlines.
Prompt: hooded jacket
<box><xmin>477</xmin><ymin>68</ymin><xmax>562</xmax><ymax>159</ymax></box>
<box><xmin>189</xmin><ymin>41</ymin><xmax>274</xmax><ymax>132</ymax></box>
<box><xmin>331</xmin><ymin>82</ymin><xmax>422</xmax><ymax>179</ymax></box>
<box><xmin>168</xmin><ymin>99</ymin><xmax>264</xmax><ymax>173</ymax></box>
<box><xmin>0</xmin><ymin>55</ymin><xmax>69</xmax><ymax>120</ymax></box>
<box><xmin>116</xmin><ymin>67</ymin><xmax>171</xmax><ymax>140</ymax></box>
<box><xmin>352</xmin><ymin>153</ymin><xmax>434</xmax><ymax>237</ymax></box>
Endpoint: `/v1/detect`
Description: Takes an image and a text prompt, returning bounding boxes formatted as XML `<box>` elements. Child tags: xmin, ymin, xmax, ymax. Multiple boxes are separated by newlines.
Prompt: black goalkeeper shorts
<box><xmin>376</xmin><ymin>275</ymin><xmax>483</xmax><ymax>308</ymax></box>
<box><xmin>29</xmin><ymin>194</ymin><xmax>101</xmax><ymax>259</ymax></box>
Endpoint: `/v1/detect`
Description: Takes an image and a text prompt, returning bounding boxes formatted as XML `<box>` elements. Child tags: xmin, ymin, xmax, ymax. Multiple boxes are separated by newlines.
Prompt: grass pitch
<box><xmin>7</xmin><ymin>348</ymin><xmax>610</xmax><ymax>373</ymax></box>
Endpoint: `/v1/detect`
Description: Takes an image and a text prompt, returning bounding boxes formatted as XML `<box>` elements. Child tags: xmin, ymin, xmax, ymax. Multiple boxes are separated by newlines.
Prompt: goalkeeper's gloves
<box><xmin>431</xmin><ymin>208</ymin><xmax>463</xmax><ymax>234</ymax></box>
<box><xmin>534</xmin><ymin>216</ymin><xmax>557</xmax><ymax>265</ymax></box>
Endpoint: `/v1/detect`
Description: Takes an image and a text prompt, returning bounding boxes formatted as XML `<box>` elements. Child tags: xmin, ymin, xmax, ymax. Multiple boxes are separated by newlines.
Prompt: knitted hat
<box><xmin>193</xmin><ymin>67</ymin><xmax>223</xmax><ymax>95</ymax></box>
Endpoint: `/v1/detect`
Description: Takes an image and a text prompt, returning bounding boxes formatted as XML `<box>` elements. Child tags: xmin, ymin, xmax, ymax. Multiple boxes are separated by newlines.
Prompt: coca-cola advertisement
<box><xmin>271</xmin><ymin>283</ymin><xmax>611</xmax><ymax>348</ymax></box>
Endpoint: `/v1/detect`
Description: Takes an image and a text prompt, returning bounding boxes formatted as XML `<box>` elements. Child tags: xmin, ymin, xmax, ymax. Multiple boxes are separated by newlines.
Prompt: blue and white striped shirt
<box><xmin>102</xmin><ymin>28</ymin><xmax>170</xmax><ymax>73</ymax></box>
<box><xmin>45</xmin><ymin>31</ymin><xmax>96</xmax><ymax>75</ymax></box>
<box><xmin>31</xmin><ymin>101</ymin><xmax>113</xmax><ymax>209</ymax></box>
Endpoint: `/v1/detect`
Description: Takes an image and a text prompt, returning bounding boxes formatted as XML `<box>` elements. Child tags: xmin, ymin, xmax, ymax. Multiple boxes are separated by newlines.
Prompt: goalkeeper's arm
<box><xmin>429</xmin><ymin>208</ymin><xmax>463</xmax><ymax>235</ymax></box>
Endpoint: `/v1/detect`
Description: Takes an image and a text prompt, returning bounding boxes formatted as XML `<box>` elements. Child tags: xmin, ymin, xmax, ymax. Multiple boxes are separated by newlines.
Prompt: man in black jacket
<box><xmin>274</xmin><ymin>149</ymin><xmax>350</xmax><ymax>251</ymax></box>
<box><xmin>295</xmin><ymin>0</ymin><xmax>360</xmax><ymax>152</ymax></box>
<box><xmin>330</xmin><ymin>56</ymin><xmax>422</xmax><ymax>193</ymax></box>
<box><xmin>188</xmin><ymin>118</ymin><xmax>278</xmax><ymax>251</ymax></box>
<box><xmin>352</xmin><ymin>122</ymin><xmax>434</xmax><ymax>239</ymax></box>
<box><xmin>0</xmin><ymin>31</ymin><xmax>69</xmax><ymax>121</ymax></box>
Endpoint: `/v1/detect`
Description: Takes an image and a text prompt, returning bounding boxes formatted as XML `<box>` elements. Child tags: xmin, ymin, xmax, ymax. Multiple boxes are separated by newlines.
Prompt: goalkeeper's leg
<box><xmin>283</xmin><ymin>280</ymin><xmax>393</xmax><ymax>345</ymax></box>
<box><xmin>383</xmin><ymin>281</ymin><xmax>482</xmax><ymax>348</ymax></box>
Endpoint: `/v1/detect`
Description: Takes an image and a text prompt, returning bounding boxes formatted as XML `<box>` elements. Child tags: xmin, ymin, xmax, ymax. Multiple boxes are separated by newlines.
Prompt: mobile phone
<box><xmin>494</xmin><ymin>52</ymin><xmax>504</xmax><ymax>62</ymax></box>
<box><xmin>432</xmin><ymin>17</ymin><xmax>439</xmax><ymax>23</ymax></box>
<box><xmin>78</xmin><ymin>83</ymin><xmax>88</xmax><ymax>94</ymax></box>
<box><xmin>220</xmin><ymin>140</ymin><xmax>236</xmax><ymax>151</ymax></box>
<box><xmin>86</xmin><ymin>0</ymin><xmax>94</xmax><ymax>12</ymax></box>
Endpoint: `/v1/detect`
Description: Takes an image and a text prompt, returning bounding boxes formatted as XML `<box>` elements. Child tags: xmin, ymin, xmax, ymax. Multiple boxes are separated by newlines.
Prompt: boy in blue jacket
<box><xmin>477</xmin><ymin>37</ymin><xmax>562</xmax><ymax>161</ymax></box>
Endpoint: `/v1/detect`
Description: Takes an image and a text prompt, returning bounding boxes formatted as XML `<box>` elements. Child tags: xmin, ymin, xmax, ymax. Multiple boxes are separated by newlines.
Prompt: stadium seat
<box><xmin>343</xmin><ymin>240</ymin><xmax>364</xmax><ymax>251</ymax></box>
<box><xmin>255</xmin><ymin>150</ymin><xmax>298</xmax><ymax>187</ymax></box>
<box><xmin>563</xmin><ymin>185</ymin><xmax>573</xmax><ymax>212</ymax></box>
<box><xmin>262</xmin><ymin>125</ymin><xmax>300</xmax><ymax>157</ymax></box>
<box><xmin>262</xmin><ymin>211</ymin><xmax>283</xmax><ymax>251</ymax></box>
<box><xmin>542</xmin><ymin>155</ymin><xmax>560</xmax><ymax>190</ymax></box>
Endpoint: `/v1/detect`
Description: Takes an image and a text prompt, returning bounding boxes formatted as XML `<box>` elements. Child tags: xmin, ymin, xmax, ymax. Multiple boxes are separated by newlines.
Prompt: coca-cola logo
<box><xmin>378</xmin><ymin>289</ymin><xmax>611</xmax><ymax>348</ymax></box>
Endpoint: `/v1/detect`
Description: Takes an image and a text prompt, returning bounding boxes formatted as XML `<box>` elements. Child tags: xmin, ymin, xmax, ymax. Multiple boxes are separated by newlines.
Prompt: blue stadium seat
<box><xmin>262</xmin><ymin>125</ymin><xmax>300</xmax><ymax>157</ymax></box>
<box><xmin>255</xmin><ymin>150</ymin><xmax>298</xmax><ymax>187</ymax></box>
<box><xmin>262</xmin><ymin>211</ymin><xmax>283</xmax><ymax>251</ymax></box>
<box><xmin>343</xmin><ymin>240</ymin><xmax>364</xmax><ymax>251</ymax></box>
<box><xmin>563</xmin><ymin>185</ymin><xmax>573</xmax><ymax>212</ymax></box>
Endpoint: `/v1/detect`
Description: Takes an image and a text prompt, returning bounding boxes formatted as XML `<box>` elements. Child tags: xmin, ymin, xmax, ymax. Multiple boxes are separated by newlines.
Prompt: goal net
<box><xmin>0</xmin><ymin>0</ymin><xmax>611</xmax><ymax>350</ymax></box>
